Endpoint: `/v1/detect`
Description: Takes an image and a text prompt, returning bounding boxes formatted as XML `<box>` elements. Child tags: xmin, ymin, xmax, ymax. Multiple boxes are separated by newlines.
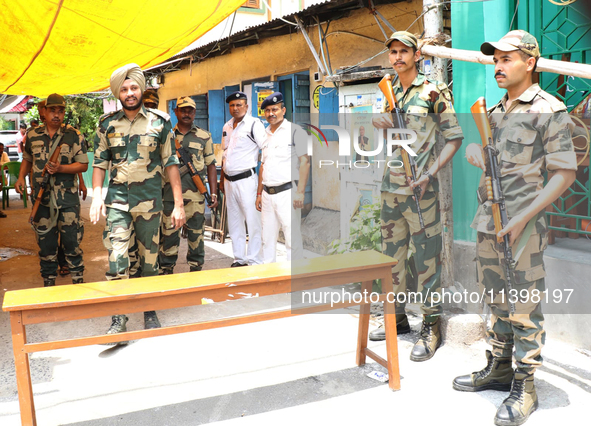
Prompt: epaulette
<box><xmin>99</xmin><ymin>110</ymin><xmax>117</xmax><ymax>123</ymax></box>
<box><xmin>149</xmin><ymin>108</ymin><xmax>170</xmax><ymax>122</ymax></box>
<box><xmin>194</xmin><ymin>127</ymin><xmax>211</xmax><ymax>139</ymax></box>
<box><xmin>536</xmin><ymin>90</ymin><xmax>567</xmax><ymax>113</ymax></box>
<box><xmin>63</xmin><ymin>123</ymin><xmax>82</xmax><ymax>135</ymax></box>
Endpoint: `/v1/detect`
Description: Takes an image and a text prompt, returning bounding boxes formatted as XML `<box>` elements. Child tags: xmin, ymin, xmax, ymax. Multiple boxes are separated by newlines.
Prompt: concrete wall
<box><xmin>155</xmin><ymin>1</ymin><xmax>422</xmax><ymax>211</ymax></box>
<box><xmin>452</xmin><ymin>240</ymin><xmax>591</xmax><ymax>350</ymax></box>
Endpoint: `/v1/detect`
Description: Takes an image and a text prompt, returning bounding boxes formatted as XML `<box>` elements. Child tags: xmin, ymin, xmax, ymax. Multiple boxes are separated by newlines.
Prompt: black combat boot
<box><xmin>494</xmin><ymin>369</ymin><xmax>538</xmax><ymax>426</ymax></box>
<box><xmin>190</xmin><ymin>265</ymin><xmax>203</xmax><ymax>272</ymax></box>
<box><xmin>71</xmin><ymin>273</ymin><xmax>84</xmax><ymax>284</ymax></box>
<box><xmin>144</xmin><ymin>311</ymin><xmax>161</xmax><ymax>329</ymax></box>
<box><xmin>43</xmin><ymin>277</ymin><xmax>56</xmax><ymax>287</ymax></box>
<box><xmin>410</xmin><ymin>316</ymin><xmax>441</xmax><ymax>362</ymax></box>
<box><xmin>369</xmin><ymin>313</ymin><xmax>412</xmax><ymax>341</ymax></box>
<box><xmin>104</xmin><ymin>315</ymin><xmax>129</xmax><ymax>345</ymax></box>
<box><xmin>453</xmin><ymin>350</ymin><xmax>513</xmax><ymax>391</ymax></box>
<box><xmin>159</xmin><ymin>267</ymin><xmax>173</xmax><ymax>275</ymax></box>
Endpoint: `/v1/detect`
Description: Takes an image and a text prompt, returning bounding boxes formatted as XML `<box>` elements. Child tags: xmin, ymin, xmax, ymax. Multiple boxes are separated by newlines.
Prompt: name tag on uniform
<box><xmin>107</xmin><ymin>132</ymin><xmax>125</xmax><ymax>138</ymax></box>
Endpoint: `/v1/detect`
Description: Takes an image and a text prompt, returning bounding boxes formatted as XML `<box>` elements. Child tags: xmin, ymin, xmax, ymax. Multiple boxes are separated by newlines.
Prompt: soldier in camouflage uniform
<box><xmin>15</xmin><ymin>94</ymin><xmax>88</xmax><ymax>287</ymax></box>
<box><xmin>143</xmin><ymin>89</ymin><xmax>160</xmax><ymax>110</ymax></box>
<box><xmin>159</xmin><ymin>96</ymin><xmax>218</xmax><ymax>274</ymax></box>
<box><xmin>453</xmin><ymin>31</ymin><xmax>577</xmax><ymax>426</ymax></box>
<box><xmin>90</xmin><ymin>63</ymin><xmax>186</xmax><ymax>337</ymax></box>
<box><xmin>370</xmin><ymin>31</ymin><xmax>464</xmax><ymax>362</ymax></box>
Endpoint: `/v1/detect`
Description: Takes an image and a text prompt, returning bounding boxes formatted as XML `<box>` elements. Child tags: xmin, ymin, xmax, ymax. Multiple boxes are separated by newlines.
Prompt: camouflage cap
<box><xmin>385</xmin><ymin>31</ymin><xmax>418</xmax><ymax>49</ymax></box>
<box><xmin>177</xmin><ymin>96</ymin><xmax>196</xmax><ymax>109</ymax></box>
<box><xmin>481</xmin><ymin>30</ymin><xmax>540</xmax><ymax>58</ymax></box>
<box><xmin>46</xmin><ymin>93</ymin><xmax>66</xmax><ymax>108</ymax></box>
<box><xmin>143</xmin><ymin>89</ymin><xmax>159</xmax><ymax>105</ymax></box>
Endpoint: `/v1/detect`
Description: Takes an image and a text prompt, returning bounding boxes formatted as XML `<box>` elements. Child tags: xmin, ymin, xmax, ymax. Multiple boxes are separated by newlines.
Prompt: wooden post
<box><xmin>10</xmin><ymin>311</ymin><xmax>37</xmax><ymax>426</ymax></box>
<box><xmin>422</xmin><ymin>0</ymin><xmax>455</xmax><ymax>289</ymax></box>
<box><xmin>356</xmin><ymin>280</ymin><xmax>373</xmax><ymax>366</ymax></box>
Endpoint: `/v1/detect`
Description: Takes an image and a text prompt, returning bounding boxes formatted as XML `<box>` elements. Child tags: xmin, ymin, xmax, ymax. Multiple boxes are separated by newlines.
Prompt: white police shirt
<box><xmin>222</xmin><ymin>114</ymin><xmax>266</xmax><ymax>176</ymax></box>
<box><xmin>262</xmin><ymin>119</ymin><xmax>308</xmax><ymax>186</ymax></box>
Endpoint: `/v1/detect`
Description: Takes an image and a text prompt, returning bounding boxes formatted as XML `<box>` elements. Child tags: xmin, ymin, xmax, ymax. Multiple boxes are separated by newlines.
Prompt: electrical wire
<box><xmin>406</xmin><ymin>0</ymin><xmax>493</xmax><ymax>32</ymax></box>
<box><xmin>509</xmin><ymin>0</ymin><xmax>519</xmax><ymax>31</ymax></box>
<box><xmin>324</xmin><ymin>31</ymin><xmax>384</xmax><ymax>44</ymax></box>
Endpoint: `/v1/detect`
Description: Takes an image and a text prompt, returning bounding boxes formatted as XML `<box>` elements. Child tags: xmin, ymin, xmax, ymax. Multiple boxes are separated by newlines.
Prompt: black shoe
<box><xmin>104</xmin><ymin>315</ymin><xmax>129</xmax><ymax>345</ymax></box>
<box><xmin>410</xmin><ymin>317</ymin><xmax>441</xmax><ymax>362</ymax></box>
<box><xmin>43</xmin><ymin>277</ymin><xmax>56</xmax><ymax>287</ymax></box>
<box><xmin>230</xmin><ymin>262</ymin><xmax>247</xmax><ymax>267</ymax></box>
<box><xmin>453</xmin><ymin>350</ymin><xmax>513</xmax><ymax>392</ymax></box>
<box><xmin>190</xmin><ymin>265</ymin><xmax>203</xmax><ymax>272</ymax></box>
<box><xmin>0</xmin><ymin>211</ymin><xmax>6</xmax><ymax>218</ymax></box>
<box><xmin>369</xmin><ymin>314</ymin><xmax>412</xmax><ymax>341</ymax></box>
<box><xmin>159</xmin><ymin>268</ymin><xmax>173</xmax><ymax>275</ymax></box>
<box><xmin>144</xmin><ymin>311</ymin><xmax>161</xmax><ymax>329</ymax></box>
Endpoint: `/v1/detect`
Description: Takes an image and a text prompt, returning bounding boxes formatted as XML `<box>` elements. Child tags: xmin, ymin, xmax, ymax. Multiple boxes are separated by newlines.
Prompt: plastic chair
<box><xmin>2</xmin><ymin>161</ymin><xmax>26</xmax><ymax>209</ymax></box>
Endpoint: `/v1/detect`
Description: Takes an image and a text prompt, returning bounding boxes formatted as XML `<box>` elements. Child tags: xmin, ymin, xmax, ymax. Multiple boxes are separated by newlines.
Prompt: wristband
<box><xmin>423</xmin><ymin>170</ymin><xmax>435</xmax><ymax>184</ymax></box>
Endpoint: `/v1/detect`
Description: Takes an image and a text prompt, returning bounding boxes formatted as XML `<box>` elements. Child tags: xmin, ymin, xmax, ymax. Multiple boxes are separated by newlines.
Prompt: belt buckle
<box><xmin>269</xmin><ymin>187</ymin><xmax>276</xmax><ymax>194</ymax></box>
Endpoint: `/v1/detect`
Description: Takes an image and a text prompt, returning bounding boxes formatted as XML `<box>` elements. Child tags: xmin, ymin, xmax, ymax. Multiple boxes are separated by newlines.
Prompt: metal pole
<box><xmin>295</xmin><ymin>15</ymin><xmax>328</xmax><ymax>76</ymax></box>
<box><xmin>422</xmin><ymin>0</ymin><xmax>455</xmax><ymax>290</ymax></box>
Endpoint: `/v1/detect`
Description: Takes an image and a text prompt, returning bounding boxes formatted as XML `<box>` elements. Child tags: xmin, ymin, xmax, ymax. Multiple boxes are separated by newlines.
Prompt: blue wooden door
<box><xmin>191</xmin><ymin>95</ymin><xmax>208</xmax><ymax>130</ymax></box>
<box><xmin>168</xmin><ymin>99</ymin><xmax>178</xmax><ymax>128</ymax></box>
<box><xmin>208</xmin><ymin>90</ymin><xmax>224</xmax><ymax>145</ymax></box>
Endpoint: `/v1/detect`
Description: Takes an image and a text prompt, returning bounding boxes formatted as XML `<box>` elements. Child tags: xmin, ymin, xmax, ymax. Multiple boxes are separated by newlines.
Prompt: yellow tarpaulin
<box><xmin>0</xmin><ymin>0</ymin><xmax>246</xmax><ymax>97</ymax></box>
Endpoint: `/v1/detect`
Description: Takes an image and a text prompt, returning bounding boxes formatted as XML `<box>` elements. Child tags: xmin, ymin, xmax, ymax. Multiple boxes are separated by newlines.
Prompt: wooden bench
<box><xmin>3</xmin><ymin>250</ymin><xmax>400</xmax><ymax>425</ymax></box>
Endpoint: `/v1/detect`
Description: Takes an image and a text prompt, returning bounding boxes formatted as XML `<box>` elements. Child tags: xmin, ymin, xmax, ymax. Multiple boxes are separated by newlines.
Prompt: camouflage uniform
<box><xmin>381</xmin><ymin>71</ymin><xmax>464</xmax><ymax>318</ymax></box>
<box><xmin>93</xmin><ymin>106</ymin><xmax>179</xmax><ymax>280</ymax></box>
<box><xmin>159</xmin><ymin>124</ymin><xmax>215</xmax><ymax>273</ymax></box>
<box><xmin>24</xmin><ymin>124</ymin><xmax>88</xmax><ymax>283</ymax></box>
<box><xmin>471</xmin><ymin>84</ymin><xmax>577</xmax><ymax>373</ymax></box>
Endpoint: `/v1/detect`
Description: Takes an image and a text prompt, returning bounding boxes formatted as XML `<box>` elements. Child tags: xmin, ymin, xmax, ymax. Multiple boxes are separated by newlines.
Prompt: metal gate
<box><xmin>523</xmin><ymin>0</ymin><xmax>591</xmax><ymax>237</ymax></box>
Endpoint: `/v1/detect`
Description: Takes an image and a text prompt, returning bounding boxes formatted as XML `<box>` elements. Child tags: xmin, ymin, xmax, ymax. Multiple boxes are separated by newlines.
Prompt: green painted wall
<box><xmin>451</xmin><ymin>0</ymin><xmax>512</xmax><ymax>241</ymax></box>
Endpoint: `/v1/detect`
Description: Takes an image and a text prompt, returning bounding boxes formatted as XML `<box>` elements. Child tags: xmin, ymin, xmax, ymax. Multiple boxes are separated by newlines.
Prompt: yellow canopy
<box><xmin>0</xmin><ymin>0</ymin><xmax>245</xmax><ymax>97</ymax></box>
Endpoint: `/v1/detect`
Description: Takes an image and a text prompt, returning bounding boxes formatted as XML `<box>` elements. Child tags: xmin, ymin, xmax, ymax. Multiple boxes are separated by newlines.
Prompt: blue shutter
<box><xmin>168</xmin><ymin>99</ymin><xmax>178</xmax><ymax>128</ymax></box>
<box><xmin>318</xmin><ymin>86</ymin><xmax>339</xmax><ymax>141</ymax></box>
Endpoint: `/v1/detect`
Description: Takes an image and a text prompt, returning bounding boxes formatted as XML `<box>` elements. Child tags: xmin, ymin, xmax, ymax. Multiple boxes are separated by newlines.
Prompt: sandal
<box><xmin>58</xmin><ymin>265</ymin><xmax>70</xmax><ymax>276</ymax></box>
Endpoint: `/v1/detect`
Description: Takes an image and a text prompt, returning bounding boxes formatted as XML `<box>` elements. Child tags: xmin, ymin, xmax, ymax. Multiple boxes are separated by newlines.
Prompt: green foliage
<box><xmin>328</xmin><ymin>201</ymin><xmax>383</xmax><ymax>292</ymax></box>
<box><xmin>24</xmin><ymin>105</ymin><xmax>40</xmax><ymax>124</ymax></box>
<box><xmin>0</xmin><ymin>116</ymin><xmax>15</xmax><ymax>130</ymax></box>
<box><xmin>328</xmin><ymin>201</ymin><xmax>382</xmax><ymax>255</ymax></box>
<box><xmin>64</xmin><ymin>97</ymin><xmax>104</xmax><ymax>151</ymax></box>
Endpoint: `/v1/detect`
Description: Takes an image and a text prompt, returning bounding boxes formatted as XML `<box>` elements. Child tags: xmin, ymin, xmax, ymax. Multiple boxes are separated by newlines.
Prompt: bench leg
<box><xmin>356</xmin><ymin>280</ymin><xmax>373</xmax><ymax>366</ymax></box>
<box><xmin>382</xmin><ymin>269</ymin><xmax>400</xmax><ymax>391</ymax></box>
<box><xmin>10</xmin><ymin>311</ymin><xmax>37</xmax><ymax>426</ymax></box>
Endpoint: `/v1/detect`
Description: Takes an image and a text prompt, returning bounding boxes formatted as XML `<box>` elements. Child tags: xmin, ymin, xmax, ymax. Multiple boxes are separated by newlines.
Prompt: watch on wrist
<box><xmin>423</xmin><ymin>170</ymin><xmax>435</xmax><ymax>184</ymax></box>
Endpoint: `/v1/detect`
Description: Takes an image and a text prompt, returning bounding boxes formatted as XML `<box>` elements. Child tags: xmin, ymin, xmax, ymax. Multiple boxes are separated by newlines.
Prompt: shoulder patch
<box><xmin>150</xmin><ymin>109</ymin><xmax>170</xmax><ymax>122</ymax></box>
<box><xmin>536</xmin><ymin>90</ymin><xmax>567</xmax><ymax>113</ymax></box>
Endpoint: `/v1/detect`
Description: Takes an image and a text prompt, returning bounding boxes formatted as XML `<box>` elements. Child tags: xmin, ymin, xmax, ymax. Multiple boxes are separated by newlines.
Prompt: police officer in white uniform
<box><xmin>220</xmin><ymin>91</ymin><xmax>266</xmax><ymax>266</ymax></box>
<box><xmin>256</xmin><ymin>92</ymin><xmax>310</xmax><ymax>263</ymax></box>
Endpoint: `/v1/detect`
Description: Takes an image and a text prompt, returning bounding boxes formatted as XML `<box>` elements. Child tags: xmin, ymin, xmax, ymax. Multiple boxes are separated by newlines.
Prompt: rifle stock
<box><xmin>377</xmin><ymin>73</ymin><xmax>425</xmax><ymax>229</ymax></box>
<box><xmin>470</xmin><ymin>97</ymin><xmax>516</xmax><ymax>313</ymax></box>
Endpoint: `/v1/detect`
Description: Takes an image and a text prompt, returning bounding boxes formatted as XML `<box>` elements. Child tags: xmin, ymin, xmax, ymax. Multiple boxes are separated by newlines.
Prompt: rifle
<box><xmin>29</xmin><ymin>137</ymin><xmax>64</xmax><ymax>224</ymax></box>
<box><xmin>471</xmin><ymin>97</ymin><xmax>516</xmax><ymax>314</ymax></box>
<box><xmin>174</xmin><ymin>138</ymin><xmax>213</xmax><ymax>205</ymax></box>
<box><xmin>378</xmin><ymin>73</ymin><xmax>425</xmax><ymax>229</ymax></box>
